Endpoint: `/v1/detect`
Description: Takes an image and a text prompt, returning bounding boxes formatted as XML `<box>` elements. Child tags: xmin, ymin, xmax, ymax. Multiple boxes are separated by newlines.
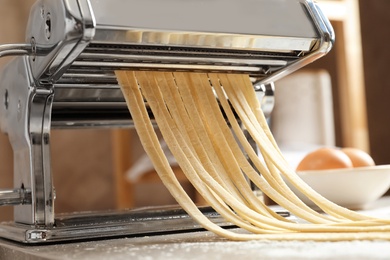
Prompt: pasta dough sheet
<box><xmin>116</xmin><ymin>71</ymin><xmax>390</xmax><ymax>241</ymax></box>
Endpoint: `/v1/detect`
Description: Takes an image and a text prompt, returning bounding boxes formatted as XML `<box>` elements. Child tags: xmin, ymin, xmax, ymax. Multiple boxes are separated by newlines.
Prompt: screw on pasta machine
<box><xmin>45</xmin><ymin>12</ymin><xmax>51</xmax><ymax>40</ymax></box>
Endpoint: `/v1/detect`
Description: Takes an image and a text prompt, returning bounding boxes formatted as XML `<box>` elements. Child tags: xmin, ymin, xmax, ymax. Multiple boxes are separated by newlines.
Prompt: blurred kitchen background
<box><xmin>0</xmin><ymin>0</ymin><xmax>389</xmax><ymax>221</ymax></box>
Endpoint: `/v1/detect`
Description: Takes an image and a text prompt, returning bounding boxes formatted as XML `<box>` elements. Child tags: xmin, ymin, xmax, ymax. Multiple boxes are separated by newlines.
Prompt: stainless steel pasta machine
<box><xmin>0</xmin><ymin>0</ymin><xmax>333</xmax><ymax>243</ymax></box>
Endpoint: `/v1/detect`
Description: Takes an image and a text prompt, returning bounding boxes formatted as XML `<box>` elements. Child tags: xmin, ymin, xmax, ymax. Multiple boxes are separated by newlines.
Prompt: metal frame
<box><xmin>0</xmin><ymin>0</ymin><xmax>333</xmax><ymax>243</ymax></box>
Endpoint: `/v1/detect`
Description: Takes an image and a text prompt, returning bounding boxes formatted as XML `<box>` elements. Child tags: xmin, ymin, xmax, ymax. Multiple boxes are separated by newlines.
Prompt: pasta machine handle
<box><xmin>0</xmin><ymin>42</ymin><xmax>52</xmax><ymax>59</ymax></box>
<box><xmin>0</xmin><ymin>188</ymin><xmax>32</xmax><ymax>206</ymax></box>
<box><xmin>0</xmin><ymin>43</ymin><xmax>33</xmax><ymax>58</ymax></box>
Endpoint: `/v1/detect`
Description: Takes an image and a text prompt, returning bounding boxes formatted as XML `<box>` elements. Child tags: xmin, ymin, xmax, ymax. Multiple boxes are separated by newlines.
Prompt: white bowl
<box><xmin>288</xmin><ymin>165</ymin><xmax>390</xmax><ymax>209</ymax></box>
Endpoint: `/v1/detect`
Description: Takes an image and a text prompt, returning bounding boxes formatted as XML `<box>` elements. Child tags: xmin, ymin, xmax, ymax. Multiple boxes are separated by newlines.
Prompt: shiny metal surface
<box><xmin>0</xmin><ymin>189</ymin><xmax>32</xmax><ymax>206</ymax></box>
<box><xmin>0</xmin><ymin>206</ymin><xmax>230</xmax><ymax>243</ymax></box>
<box><xmin>25</xmin><ymin>0</ymin><xmax>95</xmax><ymax>83</ymax></box>
<box><xmin>0</xmin><ymin>0</ymin><xmax>334</xmax><ymax>243</ymax></box>
<box><xmin>20</xmin><ymin>0</ymin><xmax>333</xmax><ymax>84</ymax></box>
<box><xmin>255</xmin><ymin>82</ymin><xmax>275</xmax><ymax>119</ymax></box>
<box><xmin>0</xmin><ymin>44</ymin><xmax>34</xmax><ymax>58</ymax></box>
<box><xmin>0</xmin><ymin>57</ymin><xmax>55</xmax><ymax>227</ymax></box>
<box><xmin>0</xmin><ymin>0</ymin><xmax>334</xmax><ymax>121</ymax></box>
<box><xmin>0</xmin><ymin>43</ymin><xmax>53</xmax><ymax>59</ymax></box>
<box><xmin>90</xmin><ymin>0</ymin><xmax>317</xmax><ymax>39</ymax></box>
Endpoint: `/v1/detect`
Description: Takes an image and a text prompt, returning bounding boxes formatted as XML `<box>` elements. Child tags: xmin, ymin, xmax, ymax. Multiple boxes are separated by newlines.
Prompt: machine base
<box><xmin>0</xmin><ymin>206</ymin><xmax>231</xmax><ymax>244</ymax></box>
<box><xmin>0</xmin><ymin>206</ymin><xmax>290</xmax><ymax>244</ymax></box>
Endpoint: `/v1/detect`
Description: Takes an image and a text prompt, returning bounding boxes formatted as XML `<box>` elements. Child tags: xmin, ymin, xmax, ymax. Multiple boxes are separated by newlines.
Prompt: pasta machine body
<box><xmin>0</xmin><ymin>0</ymin><xmax>333</xmax><ymax>243</ymax></box>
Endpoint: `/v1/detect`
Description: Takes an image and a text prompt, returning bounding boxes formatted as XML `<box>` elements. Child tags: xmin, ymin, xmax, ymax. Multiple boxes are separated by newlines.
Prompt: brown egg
<box><xmin>341</xmin><ymin>147</ymin><xmax>375</xmax><ymax>167</ymax></box>
<box><xmin>296</xmin><ymin>147</ymin><xmax>353</xmax><ymax>171</ymax></box>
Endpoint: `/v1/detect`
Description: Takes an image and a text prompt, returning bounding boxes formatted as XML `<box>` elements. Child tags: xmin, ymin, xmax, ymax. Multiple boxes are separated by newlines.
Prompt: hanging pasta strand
<box><xmin>208</xmin><ymin>74</ymin><xmax>339</xmax><ymax>224</ymax></box>
<box><xmin>116</xmin><ymin>70</ymin><xmax>390</xmax><ymax>241</ymax></box>
<box><xmin>220</xmin><ymin>73</ymin><xmax>383</xmax><ymax>222</ymax></box>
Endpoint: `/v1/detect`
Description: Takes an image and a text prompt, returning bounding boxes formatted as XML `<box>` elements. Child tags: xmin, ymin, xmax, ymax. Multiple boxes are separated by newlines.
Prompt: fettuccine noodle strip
<box><xmin>222</xmin><ymin>74</ymin><xmax>382</xmax><ymax>222</ymax></box>
<box><xmin>209</xmin><ymin>74</ymin><xmax>344</xmax><ymax>224</ymax></box>
<box><xmin>116</xmin><ymin>70</ymin><xmax>390</xmax><ymax>240</ymax></box>
<box><xmin>135</xmin><ymin>71</ymin><xmax>290</xmax><ymax>233</ymax></box>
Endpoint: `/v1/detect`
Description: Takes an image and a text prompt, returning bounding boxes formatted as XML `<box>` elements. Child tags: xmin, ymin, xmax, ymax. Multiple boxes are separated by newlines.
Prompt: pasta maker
<box><xmin>0</xmin><ymin>0</ymin><xmax>333</xmax><ymax>243</ymax></box>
